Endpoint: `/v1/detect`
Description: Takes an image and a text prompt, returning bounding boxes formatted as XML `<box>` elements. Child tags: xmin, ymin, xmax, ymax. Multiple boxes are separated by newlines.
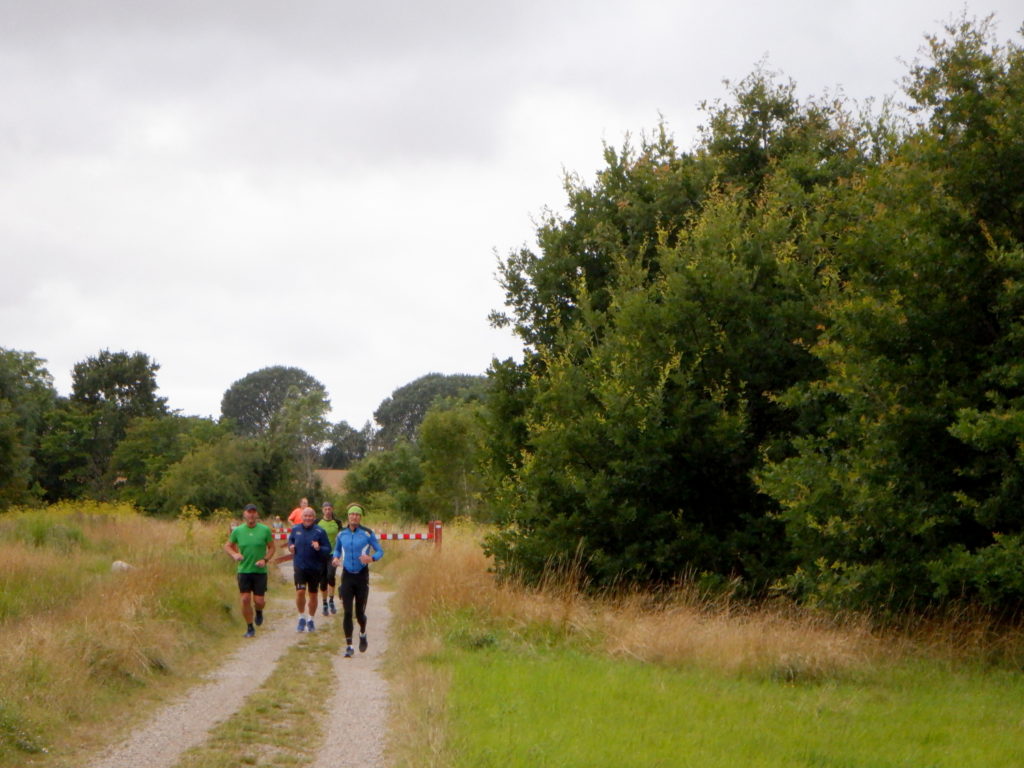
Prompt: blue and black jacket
<box><xmin>288</xmin><ymin>523</ymin><xmax>331</xmax><ymax>571</ymax></box>
<box><xmin>332</xmin><ymin>524</ymin><xmax>383</xmax><ymax>574</ymax></box>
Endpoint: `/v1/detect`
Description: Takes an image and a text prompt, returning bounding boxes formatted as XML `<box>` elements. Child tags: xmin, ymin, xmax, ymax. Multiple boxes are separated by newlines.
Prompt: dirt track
<box><xmin>86</xmin><ymin>571</ymin><xmax>392</xmax><ymax>768</ymax></box>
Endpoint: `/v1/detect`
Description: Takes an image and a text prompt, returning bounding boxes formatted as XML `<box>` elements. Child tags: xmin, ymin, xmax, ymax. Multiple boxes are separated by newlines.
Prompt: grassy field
<box><xmin>386</xmin><ymin>522</ymin><xmax>1024</xmax><ymax>768</ymax></box>
<box><xmin>0</xmin><ymin>503</ymin><xmax>245</xmax><ymax>767</ymax></box>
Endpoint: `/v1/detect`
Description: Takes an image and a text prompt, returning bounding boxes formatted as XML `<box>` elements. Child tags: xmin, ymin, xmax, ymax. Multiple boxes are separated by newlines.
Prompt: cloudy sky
<box><xmin>2</xmin><ymin>1</ymin><xmax>1020</xmax><ymax>428</ymax></box>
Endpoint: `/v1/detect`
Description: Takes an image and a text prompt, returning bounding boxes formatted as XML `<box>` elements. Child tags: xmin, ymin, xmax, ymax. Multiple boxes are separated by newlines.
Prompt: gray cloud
<box><xmin>2</xmin><ymin>0</ymin><xmax>1020</xmax><ymax>425</ymax></box>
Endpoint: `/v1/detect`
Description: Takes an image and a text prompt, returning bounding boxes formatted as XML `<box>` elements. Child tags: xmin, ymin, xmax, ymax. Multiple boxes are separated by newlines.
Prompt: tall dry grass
<box><xmin>0</xmin><ymin>504</ymin><xmax>240</xmax><ymax>765</ymax></box>
<box><xmin>389</xmin><ymin>521</ymin><xmax>1024</xmax><ymax>681</ymax></box>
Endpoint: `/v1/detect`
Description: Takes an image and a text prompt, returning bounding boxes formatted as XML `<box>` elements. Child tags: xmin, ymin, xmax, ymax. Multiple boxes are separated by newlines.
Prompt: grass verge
<box><xmin>387</xmin><ymin>521</ymin><xmax>1024</xmax><ymax>768</ymax></box>
<box><xmin>0</xmin><ymin>503</ymin><xmax>248</xmax><ymax>767</ymax></box>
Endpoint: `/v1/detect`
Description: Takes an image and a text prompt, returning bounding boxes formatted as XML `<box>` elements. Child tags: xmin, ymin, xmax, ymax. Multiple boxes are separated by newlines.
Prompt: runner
<box><xmin>223</xmin><ymin>503</ymin><xmax>276</xmax><ymax>638</ymax></box>
<box><xmin>317</xmin><ymin>501</ymin><xmax>341</xmax><ymax>616</ymax></box>
<box><xmin>288</xmin><ymin>496</ymin><xmax>310</xmax><ymax>526</ymax></box>
<box><xmin>331</xmin><ymin>502</ymin><xmax>383</xmax><ymax>657</ymax></box>
<box><xmin>288</xmin><ymin>506</ymin><xmax>331</xmax><ymax>633</ymax></box>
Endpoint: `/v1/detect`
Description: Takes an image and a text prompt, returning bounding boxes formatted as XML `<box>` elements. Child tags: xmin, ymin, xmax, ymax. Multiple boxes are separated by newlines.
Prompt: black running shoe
<box><xmin>255</xmin><ymin>610</ymin><xmax>263</xmax><ymax>627</ymax></box>
<box><xmin>359</xmin><ymin>634</ymin><xmax>368</xmax><ymax>653</ymax></box>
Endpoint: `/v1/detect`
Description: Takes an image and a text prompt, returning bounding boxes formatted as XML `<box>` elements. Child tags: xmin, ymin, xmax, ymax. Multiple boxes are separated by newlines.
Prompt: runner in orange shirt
<box><xmin>288</xmin><ymin>497</ymin><xmax>310</xmax><ymax>526</ymax></box>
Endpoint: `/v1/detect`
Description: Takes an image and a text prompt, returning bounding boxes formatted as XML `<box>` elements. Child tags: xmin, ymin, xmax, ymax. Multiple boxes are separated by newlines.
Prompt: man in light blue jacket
<box><xmin>331</xmin><ymin>502</ymin><xmax>384</xmax><ymax>657</ymax></box>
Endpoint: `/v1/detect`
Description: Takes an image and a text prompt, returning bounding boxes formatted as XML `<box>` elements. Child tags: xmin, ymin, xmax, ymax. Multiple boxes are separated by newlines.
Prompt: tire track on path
<box><xmin>312</xmin><ymin>585</ymin><xmax>393</xmax><ymax>768</ymax></box>
<box><xmin>86</xmin><ymin>593</ymin><xmax>298</xmax><ymax>768</ymax></box>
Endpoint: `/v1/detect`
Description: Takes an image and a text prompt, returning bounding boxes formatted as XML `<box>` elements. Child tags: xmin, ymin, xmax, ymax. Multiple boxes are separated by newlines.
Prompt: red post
<box><xmin>432</xmin><ymin>520</ymin><xmax>443</xmax><ymax>549</ymax></box>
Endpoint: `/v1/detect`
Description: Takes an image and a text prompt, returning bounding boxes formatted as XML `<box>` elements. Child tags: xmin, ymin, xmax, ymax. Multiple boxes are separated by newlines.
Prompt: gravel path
<box><xmin>86</xmin><ymin>596</ymin><xmax>298</xmax><ymax>768</ymax></box>
<box><xmin>312</xmin><ymin>585</ymin><xmax>393</xmax><ymax>768</ymax></box>
<box><xmin>84</xmin><ymin>571</ymin><xmax>394</xmax><ymax>768</ymax></box>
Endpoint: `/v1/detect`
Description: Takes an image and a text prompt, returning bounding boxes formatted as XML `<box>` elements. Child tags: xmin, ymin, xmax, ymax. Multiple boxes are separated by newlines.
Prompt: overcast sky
<box><xmin>2</xmin><ymin>1</ymin><xmax>1020</xmax><ymax>428</ymax></box>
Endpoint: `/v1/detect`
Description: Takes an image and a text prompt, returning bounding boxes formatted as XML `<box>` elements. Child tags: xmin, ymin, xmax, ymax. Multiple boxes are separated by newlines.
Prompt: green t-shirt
<box><xmin>229</xmin><ymin>522</ymin><xmax>274</xmax><ymax>573</ymax></box>
<box><xmin>317</xmin><ymin>518</ymin><xmax>341</xmax><ymax>549</ymax></box>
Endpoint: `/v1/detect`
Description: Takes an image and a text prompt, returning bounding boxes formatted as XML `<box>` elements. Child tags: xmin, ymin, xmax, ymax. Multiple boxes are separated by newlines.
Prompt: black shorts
<box><xmin>294</xmin><ymin>567</ymin><xmax>321</xmax><ymax>592</ymax></box>
<box><xmin>237</xmin><ymin>572</ymin><xmax>268</xmax><ymax>596</ymax></box>
<box><xmin>320</xmin><ymin>562</ymin><xmax>337</xmax><ymax>591</ymax></box>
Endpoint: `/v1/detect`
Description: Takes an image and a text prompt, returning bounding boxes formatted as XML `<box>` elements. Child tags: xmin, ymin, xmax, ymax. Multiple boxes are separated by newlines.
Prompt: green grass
<box><xmin>444</xmin><ymin>646</ymin><xmax>1024</xmax><ymax>768</ymax></box>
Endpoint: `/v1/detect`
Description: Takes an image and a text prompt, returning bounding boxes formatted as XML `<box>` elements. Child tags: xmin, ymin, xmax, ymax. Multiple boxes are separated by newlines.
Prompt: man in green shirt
<box><xmin>317</xmin><ymin>502</ymin><xmax>341</xmax><ymax>616</ymax></box>
<box><xmin>224</xmin><ymin>503</ymin><xmax>276</xmax><ymax>638</ymax></box>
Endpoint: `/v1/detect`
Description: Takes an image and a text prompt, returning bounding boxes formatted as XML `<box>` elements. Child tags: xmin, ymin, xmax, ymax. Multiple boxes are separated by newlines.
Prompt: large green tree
<box><xmin>0</xmin><ymin>349</ymin><xmax>57</xmax><ymax>508</ymax></box>
<box><xmin>758</xmin><ymin>17</ymin><xmax>1024</xmax><ymax>608</ymax></box>
<box><xmin>372</xmin><ymin>373</ymin><xmax>486</xmax><ymax>449</ymax></box>
<box><xmin>110</xmin><ymin>415</ymin><xmax>230</xmax><ymax>511</ymax></box>
<box><xmin>320</xmin><ymin>420</ymin><xmax>370</xmax><ymax>469</ymax></box>
<box><xmin>417</xmin><ymin>399</ymin><xmax>487</xmax><ymax>520</ymax></box>
<box><xmin>220</xmin><ymin>366</ymin><xmax>327</xmax><ymax>437</ymax></box>
<box><xmin>483</xmin><ymin>71</ymin><xmax>877</xmax><ymax>587</ymax></box>
<box><xmin>36</xmin><ymin>349</ymin><xmax>168</xmax><ymax>499</ymax></box>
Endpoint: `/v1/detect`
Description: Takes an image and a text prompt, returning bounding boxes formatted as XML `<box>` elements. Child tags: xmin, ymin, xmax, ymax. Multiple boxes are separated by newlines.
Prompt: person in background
<box><xmin>288</xmin><ymin>506</ymin><xmax>331</xmax><ymax>633</ymax></box>
<box><xmin>288</xmin><ymin>497</ymin><xmax>310</xmax><ymax>526</ymax></box>
<box><xmin>317</xmin><ymin>502</ymin><xmax>341</xmax><ymax>616</ymax></box>
<box><xmin>224</xmin><ymin>503</ymin><xmax>276</xmax><ymax>638</ymax></box>
<box><xmin>331</xmin><ymin>502</ymin><xmax>383</xmax><ymax>657</ymax></box>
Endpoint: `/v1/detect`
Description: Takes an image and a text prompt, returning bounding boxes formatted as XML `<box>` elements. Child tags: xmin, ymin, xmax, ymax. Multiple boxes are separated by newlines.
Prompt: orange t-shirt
<box><xmin>288</xmin><ymin>507</ymin><xmax>305</xmax><ymax>525</ymax></box>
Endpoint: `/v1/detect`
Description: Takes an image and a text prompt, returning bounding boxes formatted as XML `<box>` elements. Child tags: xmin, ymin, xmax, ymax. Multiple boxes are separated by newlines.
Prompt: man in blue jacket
<box><xmin>288</xmin><ymin>506</ymin><xmax>331</xmax><ymax>633</ymax></box>
<box><xmin>331</xmin><ymin>502</ymin><xmax>383</xmax><ymax>657</ymax></box>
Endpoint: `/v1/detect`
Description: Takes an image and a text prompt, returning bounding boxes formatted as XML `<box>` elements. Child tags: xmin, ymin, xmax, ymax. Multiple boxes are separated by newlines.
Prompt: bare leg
<box><xmin>240</xmin><ymin>593</ymin><xmax>254</xmax><ymax>624</ymax></box>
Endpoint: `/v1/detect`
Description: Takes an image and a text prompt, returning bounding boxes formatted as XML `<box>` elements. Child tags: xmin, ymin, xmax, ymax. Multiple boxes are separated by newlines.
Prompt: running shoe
<box><xmin>359</xmin><ymin>634</ymin><xmax>368</xmax><ymax>653</ymax></box>
<box><xmin>344</xmin><ymin>646</ymin><xmax>354</xmax><ymax>658</ymax></box>
<box><xmin>307</xmin><ymin>619</ymin><xmax>316</xmax><ymax>632</ymax></box>
<box><xmin>322</xmin><ymin>603</ymin><xmax>329</xmax><ymax>616</ymax></box>
<box><xmin>255</xmin><ymin>610</ymin><xmax>264</xmax><ymax>627</ymax></box>
<box><xmin>244</xmin><ymin>627</ymin><xmax>256</xmax><ymax>638</ymax></box>
<box><xmin>329</xmin><ymin>600</ymin><xmax>337</xmax><ymax>615</ymax></box>
<box><xmin>297</xmin><ymin>617</ymin><xmax>307</xmax><ymax>633</ymax></box>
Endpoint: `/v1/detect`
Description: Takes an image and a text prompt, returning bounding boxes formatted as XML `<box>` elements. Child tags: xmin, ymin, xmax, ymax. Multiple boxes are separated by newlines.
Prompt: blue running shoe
<box><xmin>307</xmin><ymin>619</ymin><xmax>316</xmax><ymax>632</ymax></box>
<box><xmin>297</xmin><ymin>617</ymin><xmax>307</xmax><ymax>633</ymax></box>
<box><xmin>322</xmin><ymin>603</ymin><xmax>329</xmax><ymax>616</ymax></box>
<box><xmin>344</xmin><ymin>646</ymin><xmax>354</xmax><ymax>658</ymax></box>
<box><xmin>329</xmin><ymin>600</ymin><xmax>337</xmax><ymax>615</ymax></box>
<box><xmin>244</xmin><ymin>627</ymin><xmax>255</xmax><ymax>638</ymax></box>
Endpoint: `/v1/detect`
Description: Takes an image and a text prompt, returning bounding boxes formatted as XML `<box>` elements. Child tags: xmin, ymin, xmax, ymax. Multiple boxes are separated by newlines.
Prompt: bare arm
<box><xmin>224</xmin><ymin>540</ymin><xmax>242</xmax><ymax>562</ymax></box>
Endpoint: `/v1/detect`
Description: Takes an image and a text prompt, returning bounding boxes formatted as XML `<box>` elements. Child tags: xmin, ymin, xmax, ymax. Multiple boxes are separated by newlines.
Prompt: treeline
<box><xmin>0</xmin><ymin>347</ymin><xmax>483</xmax><ymax>517</ymax></box>
<box><xmin>476</xmin><ymin>18</ymin><xmax>1024</xmax><ymax>611</ymax></box>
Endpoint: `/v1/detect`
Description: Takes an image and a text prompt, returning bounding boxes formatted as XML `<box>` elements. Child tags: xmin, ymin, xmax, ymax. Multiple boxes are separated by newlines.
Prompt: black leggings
<box><xmin>340</xmin><ymin>569</ymin><xmax>370</xmax><ymax>641</ymax></box>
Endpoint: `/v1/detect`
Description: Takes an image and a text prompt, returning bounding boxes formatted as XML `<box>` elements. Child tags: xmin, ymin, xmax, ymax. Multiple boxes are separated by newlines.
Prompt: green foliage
<box><xmin>320</xmin><ymin>420</ymin><xmax>370</xmax><ymax>469</ymax></box>
<box><xmin>484</xmin><ymin>17</ymin><xmax>1024</xmax><ymax>610</ymax></box>
<box><xmin>344</xmin><ymin>441</ymin><xmax>424</xmax><ymax>518</ymax></box>
<box><xmin>759</xmin><ymin>18</ymin><xmax>1024</xmax><ymax>608</ymax></box>
<box><xmin>36</xmin><ymin>349</ymin><xmax>171</xmax><ymax>499</ymax></box>
<box><xmin>154</xmin><ymin>435</ymin><xmax>262</xmax><ymax>515</ymax></box>
<box><xmin>0</xmin><ymin>349</ymin><xmax>57</xmax><ymax>509</ymax></box>
<box><xmin>110</xmin><ymin>415</ymin><xmax>230</xmax><ymax>511</ymax></box>
<box><xmin>485</xmin><ymin>75</ymin><xmax>851</xmax><ymax>587</ymax></box>
<box><xmin>219</xmin><ymin>365</ymin><xmax>327</xmax><ymax>437</ymax></box>
<box><xmin>373</xmin><ymin>372</ymin><xmax>486</xmax><ymax>449</ymax></box>
<box><xmin>417</xmin><ymin>400</ymin><xmax>488</xmax><ymax>520</ymax></box>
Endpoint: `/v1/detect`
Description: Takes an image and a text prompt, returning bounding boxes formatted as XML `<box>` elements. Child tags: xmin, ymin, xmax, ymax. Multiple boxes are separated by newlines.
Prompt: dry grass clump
<box><xmin>0</xmin><ymin>505</ymin><xmax>237</xmax><ymax>764</ymax></box>
<box><xmin>600</xmin><ymin>593</ymin><xmax>878</xmax><ymax>681</ymax></box>
<box><xmin>392</xmin><ymin>522</ymin><xmax>1024</xmax><ymax>684</ymax></box>
<box><xmin>391</xmin><ymin>525</ymin><xmax>879</xmax><ymax>681</ymax></box>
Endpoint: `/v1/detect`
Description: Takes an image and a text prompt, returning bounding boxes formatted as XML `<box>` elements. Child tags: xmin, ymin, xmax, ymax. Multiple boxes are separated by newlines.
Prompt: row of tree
<box><xmin>0</xmin><ymin>347</ymin><xmax>482</xmax><ymax>517</ymax></box>
<box><xmin>476</xmin><ymin>17</ymin><xmax>1024</xmax><ymax>610</ymax></box>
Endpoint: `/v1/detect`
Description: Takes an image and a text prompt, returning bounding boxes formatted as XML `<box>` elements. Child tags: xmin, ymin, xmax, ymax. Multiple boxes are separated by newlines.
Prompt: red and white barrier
<box><xmin>271</xmin><ymin>520</ymin><xmax>443</xmax><ymax>547</ymax></box>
